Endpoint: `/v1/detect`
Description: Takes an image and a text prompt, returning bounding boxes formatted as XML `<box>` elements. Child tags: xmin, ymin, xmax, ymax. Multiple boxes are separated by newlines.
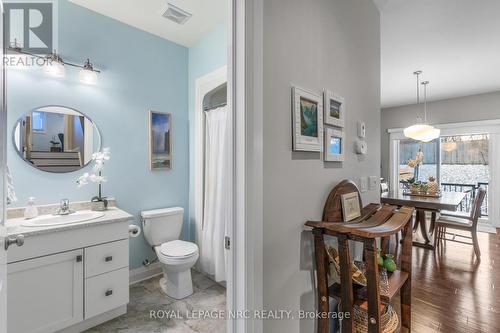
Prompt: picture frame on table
<box><xmin>323</xmin><ymin>90</ymin><xmax>345</xmax><ymax>128</ymax></box>
<box><xmin>341</xmin><ymin>192</ymin><xmax>361</xmax><ymax>222</ymax></box>
<box><xmin>292</xmin><ymin>86</ymin><xmax>323</xmax><ymax>152</ymax></box>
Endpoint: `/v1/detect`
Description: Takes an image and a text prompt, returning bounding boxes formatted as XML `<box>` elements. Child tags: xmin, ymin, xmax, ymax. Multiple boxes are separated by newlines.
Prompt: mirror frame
<box><xmin>12</xmin><ymin>105</ymin><xmax>102</xmax><ymax>173</ymax></box>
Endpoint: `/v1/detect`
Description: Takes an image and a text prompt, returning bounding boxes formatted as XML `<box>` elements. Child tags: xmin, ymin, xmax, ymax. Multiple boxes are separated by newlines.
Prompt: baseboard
<box><xmin>478</xmin><ymin>222</ymin><xmax>497</xmax><ymax>234</ymax></box>
<box><xmin>129</xmin><ymin>262</ymin><xmax>162</xmax><ymax>285</ymax></box>
<box><xmin>57</xmin><ymin>305</ymin><xmax>126</xmax><ymax>333</ymax></box>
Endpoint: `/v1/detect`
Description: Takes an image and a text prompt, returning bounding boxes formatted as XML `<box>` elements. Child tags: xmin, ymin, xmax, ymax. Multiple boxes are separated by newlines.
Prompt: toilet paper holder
<box><xmin>129</xmin><ymin>224</ymin><xmax>141</xmax><ymax>237</ymax></box>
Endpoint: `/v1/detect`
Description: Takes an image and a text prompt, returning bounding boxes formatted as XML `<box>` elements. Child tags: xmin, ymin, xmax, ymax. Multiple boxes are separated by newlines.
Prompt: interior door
<box><xmin>0</xmin><ymin>0</ymin><xmax>7</xmax><ymax>331</ymax></box>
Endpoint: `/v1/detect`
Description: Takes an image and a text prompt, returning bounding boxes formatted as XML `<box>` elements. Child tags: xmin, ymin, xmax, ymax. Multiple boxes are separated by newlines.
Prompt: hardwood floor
<box><xmin>408</xmin><ymin>228</ymin><xmax>500</xmax><ymax>333</ymax></box>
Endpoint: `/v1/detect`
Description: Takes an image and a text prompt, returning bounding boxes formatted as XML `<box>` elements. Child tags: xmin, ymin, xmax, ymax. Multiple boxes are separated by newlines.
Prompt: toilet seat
<box><xmin>158</xmin><ymin>240</ymin><xmax>198</xmax><ymax>260</ymax></box>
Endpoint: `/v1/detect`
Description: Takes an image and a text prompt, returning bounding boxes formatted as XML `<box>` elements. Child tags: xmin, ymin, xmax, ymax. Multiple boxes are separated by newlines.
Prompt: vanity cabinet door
<box><xmin>7</xmin><ymin>249</ymin><xmax>84</xmax><ymax>333</ymax></box>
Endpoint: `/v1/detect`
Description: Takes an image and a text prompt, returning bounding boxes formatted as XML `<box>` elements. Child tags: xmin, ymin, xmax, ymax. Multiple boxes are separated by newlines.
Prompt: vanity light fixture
<box><xmin>79</xmin><ymin>59</ymin><xmax>98</xmax><ymax>85</ymax></box>
<box><xmin>43</xmin><ymin>52</ymin><xmax>66</xmax><ymax>78</ymax></box>
<box><xmin>7</xmin><ymin>46</ymin><xmax>101</xmax><ymax>84</ymax></box>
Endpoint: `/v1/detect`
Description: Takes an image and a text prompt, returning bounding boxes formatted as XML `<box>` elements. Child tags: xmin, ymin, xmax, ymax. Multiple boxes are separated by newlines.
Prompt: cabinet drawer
<box><xmin>85</xmin><ymin>267</ymin><xmax>129</xmax><ymax>319</ymax></box>
<box><xmin>85</xmin><ymin>239</ymin><xmax>128</xmax><ymax>277</ymax></box>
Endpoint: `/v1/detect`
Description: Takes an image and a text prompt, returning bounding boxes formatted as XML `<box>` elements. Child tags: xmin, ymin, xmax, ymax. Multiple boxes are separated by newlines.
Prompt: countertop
<box><xmin>5</xmin><ymin>207</ymin><xmax>134</xmax><ymax>238</ymax></box>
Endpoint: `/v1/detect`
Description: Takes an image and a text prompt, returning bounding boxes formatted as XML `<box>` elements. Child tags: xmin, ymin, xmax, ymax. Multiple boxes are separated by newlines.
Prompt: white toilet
<box><xmin>141</xmin><ymin>207</ymin><xmax>199</xmax><ymax>299</ymax></box>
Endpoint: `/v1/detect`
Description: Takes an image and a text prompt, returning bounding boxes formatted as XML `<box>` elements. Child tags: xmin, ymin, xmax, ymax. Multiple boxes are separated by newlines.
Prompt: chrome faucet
<box><xmin>55</xmin><ymin>199</ymin><xmax>74</xmax><ymax>215</ymax></box>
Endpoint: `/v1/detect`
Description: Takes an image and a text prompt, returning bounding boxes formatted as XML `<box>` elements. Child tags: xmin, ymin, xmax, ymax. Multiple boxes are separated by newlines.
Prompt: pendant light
<box><xmin>79</xmin><ymin>59</ymin><xmax>98</xmax><ymax>85</ymax></box>
<box><xmin>403</xmin><ymin>71</ymin><xmax>440</xmax><ymax>142</ymax></box>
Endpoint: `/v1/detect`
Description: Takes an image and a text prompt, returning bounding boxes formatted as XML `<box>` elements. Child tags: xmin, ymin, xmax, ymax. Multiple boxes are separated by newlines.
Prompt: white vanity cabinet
<box><xmin>6</xmin><ymin>209</ymin><xmax>132</xmax><ymax>333</ymax></box>
<box><xmin>8</xmin><ymin>249</ymin><xmax>84</xmax><ymax>333</ymax></box>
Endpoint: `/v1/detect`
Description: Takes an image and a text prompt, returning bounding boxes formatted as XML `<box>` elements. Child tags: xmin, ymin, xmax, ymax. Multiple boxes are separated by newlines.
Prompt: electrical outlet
<box><xmin>360</xmin><ymin>177</ymin><xmax>368</xmax><ymax>192</ymax></box>
<box><xmin>369</xmin><ymin>176</ymin><xmax>378</xmax><ymax>191</ymax></box>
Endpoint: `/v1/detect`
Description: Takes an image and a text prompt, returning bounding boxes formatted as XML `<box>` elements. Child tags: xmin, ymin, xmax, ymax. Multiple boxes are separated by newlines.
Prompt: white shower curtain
<box><xmin>200</xmin><ymin>106</ymin><xmax>230</xmax><ymax>282</ymax></box>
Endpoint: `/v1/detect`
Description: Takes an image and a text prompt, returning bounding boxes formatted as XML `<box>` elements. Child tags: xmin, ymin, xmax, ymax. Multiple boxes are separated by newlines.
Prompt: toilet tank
<box><xmin>141</xmin><ymin>207</ymin><xmax>184</xmax><ymax>246</ymax></box>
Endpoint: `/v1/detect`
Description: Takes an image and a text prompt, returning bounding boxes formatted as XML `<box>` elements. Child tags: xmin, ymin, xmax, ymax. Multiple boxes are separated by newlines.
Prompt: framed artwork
<box><xmin>292</xmin><ymin>86</ymin><xmax>323</xmax><ymax>152</ymax></box>
<box><xmin>341</xmin><ymin>192</ymin><xmax>361</xmax><ymax>222</ymax></box>
<box><xmin>324</xmin><ymin>127</ymin><xmax>345</xmax><ymax>162</ymax></box>
<box><xmin>149</xmin><ymin>111</ymin><xmax>172</xmax><ymax>170</ymax></box>
<box><xmin>323</xmin><ymin>90</ymin><xmax>345</xmax><ymax>128</ymax></box>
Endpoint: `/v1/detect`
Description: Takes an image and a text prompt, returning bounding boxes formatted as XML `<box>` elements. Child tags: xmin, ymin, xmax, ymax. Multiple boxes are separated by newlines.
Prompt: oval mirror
<box><xmin>13</xmin><ymin>106</ymin><xmax>101</xmax><ymax>173</ymax></box>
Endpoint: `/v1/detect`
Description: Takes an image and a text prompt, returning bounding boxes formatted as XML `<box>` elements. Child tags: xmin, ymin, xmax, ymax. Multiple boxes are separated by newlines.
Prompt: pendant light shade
<box><xmin>442</xmin><ymin>141</ymin><xmax>457</xmax><ymax>152</ymax></box>
<box><xmin>404</xmin><ymin>124</ymin><xmax>440</xmax><ymax>142</ymax></box>
<box><xmin>403</xmin><ymin>72</ymin><xmax>440</xmax><ymax>142</ymax></box>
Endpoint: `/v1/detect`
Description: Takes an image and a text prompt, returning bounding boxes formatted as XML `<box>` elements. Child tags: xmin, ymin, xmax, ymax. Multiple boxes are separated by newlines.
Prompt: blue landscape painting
<box><xmin>330</xmin><ymin>137</ymin><xmax>342</xmax><ymax>155</ymax></box>
<box><xmin>150</xmin><ymin>112</ymin><xmax>171</xmax><ymax>169</ymax></box>
<box><xmin>300</xmin><ymin>97</ymin><xmax>318</xmax><ymax>137</ymax></box>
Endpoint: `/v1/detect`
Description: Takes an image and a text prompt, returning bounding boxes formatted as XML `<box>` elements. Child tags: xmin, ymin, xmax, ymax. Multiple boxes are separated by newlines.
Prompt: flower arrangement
<box><xmin>77</xmin><ymin>147</ymin><xmax>110</xmax><ymax>211</ymax></box>
<box><xmin>406</xmin><ymin>149</ymin><xmax>423</xmax><ymax>182</ymax></box>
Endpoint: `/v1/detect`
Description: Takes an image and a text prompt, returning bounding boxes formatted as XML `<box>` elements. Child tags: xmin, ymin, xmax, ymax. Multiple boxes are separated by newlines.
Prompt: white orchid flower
<box><xmin>77</xmin><ymin>173</ymin><xmax>91</xmax><ymax>187</ymax></box>
<box><xmin>76</xmin><ymin>148</ymin><xmax>111</xmax><ymax>188</ymax></box>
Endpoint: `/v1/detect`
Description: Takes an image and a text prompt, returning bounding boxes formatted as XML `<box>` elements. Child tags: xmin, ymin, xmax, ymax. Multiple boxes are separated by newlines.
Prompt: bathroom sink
<box><xmin>21</xmin><ymin>210</ymin><xmax>105</xmax><ymax>227</ymax></box>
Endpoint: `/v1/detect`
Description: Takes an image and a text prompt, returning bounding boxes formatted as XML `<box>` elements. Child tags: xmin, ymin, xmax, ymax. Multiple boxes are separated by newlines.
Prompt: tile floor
<box><xmin>84</xmin><ymin>270</ymin><xmax>226</xmax><ymax>333</ymax></box>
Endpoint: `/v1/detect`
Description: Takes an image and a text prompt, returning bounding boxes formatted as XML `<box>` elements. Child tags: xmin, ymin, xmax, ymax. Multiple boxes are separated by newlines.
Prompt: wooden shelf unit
<box><xmin>305</xmin><ymin>180</ymin><xmax>414</xmax><ymax>333</ymax></box>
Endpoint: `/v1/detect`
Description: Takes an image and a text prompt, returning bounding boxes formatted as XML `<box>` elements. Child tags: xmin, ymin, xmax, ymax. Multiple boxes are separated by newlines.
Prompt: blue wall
<box><xmin>187</xmin><ymin>22</ymin><xmax>228</xmax><ymax>240</ymax></box>
<box><xmin>7</xmin><ymin>1</ymin><xmax>189</xmax><ymax>269</ymax></box>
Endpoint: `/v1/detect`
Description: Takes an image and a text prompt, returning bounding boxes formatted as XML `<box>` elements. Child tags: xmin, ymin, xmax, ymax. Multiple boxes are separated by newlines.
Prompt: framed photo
<box><xmin>292</xmin><ymin>86</ymin><xmax>323</xmax><ymax>152</ymax></box>
<box><xmin>324</xmin><ymin>127</ymin><xmax>345</xmax><ymax>162</ymax></box>
<box><xmin>341</xmin><ymin>192</ymin><xmax>361</xmax><ymax>222</ymax></box>
<box><xmin>149</xmin><ymin>111</ymin><xmax>172</xmax><ymax>170</ymax></box>
<box><xmin>324</xmin><ymin>90</ymin><xmax>345</xmax><ymax>128</ymax></box>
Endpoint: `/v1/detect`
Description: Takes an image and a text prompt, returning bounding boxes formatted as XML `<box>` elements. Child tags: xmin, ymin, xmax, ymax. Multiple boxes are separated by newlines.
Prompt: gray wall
<box><xmin>262</xmin><ymin>0</ymin><xmax>380</xmax><ymax>331</ymax></box>
<box><xmin>381</xmin><ymin>91</ymin><xmax>500</xmax><ymax>180</ymax></box>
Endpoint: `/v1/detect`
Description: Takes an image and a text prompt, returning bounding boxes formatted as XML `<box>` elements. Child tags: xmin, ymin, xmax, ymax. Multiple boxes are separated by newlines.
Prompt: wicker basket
<box><xmin>326</xmin><ymin>246</ymin><xmax>393</xmax><ymax>297</ymax></box>
<box><xmin>352</xmin><ymin>304</ymin><xmax>399</xmax><ymax>333</ymax></box>
<box><xmin>326</xmin><ymin>246</ymin><xmax>367</xmax><ymax>286</ymax></box>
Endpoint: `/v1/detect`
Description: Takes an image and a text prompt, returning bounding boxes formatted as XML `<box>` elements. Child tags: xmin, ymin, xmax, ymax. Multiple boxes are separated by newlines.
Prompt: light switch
<box><xmin>360</xmin><ymin>177</ymin><xmax>368</xmax><ymax>193</ymax></box>
<box><xmin>369</xmin><ymin>176</ymin><xmax>378</xmax><ymax>191</ymax></box>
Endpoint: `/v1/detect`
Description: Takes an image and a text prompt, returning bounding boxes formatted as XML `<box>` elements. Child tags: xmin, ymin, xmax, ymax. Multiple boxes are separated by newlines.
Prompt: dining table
<box><xmin>381</xmin><ymin>191</ymin><xmax>467</xmax><ymax>249</ymax></box>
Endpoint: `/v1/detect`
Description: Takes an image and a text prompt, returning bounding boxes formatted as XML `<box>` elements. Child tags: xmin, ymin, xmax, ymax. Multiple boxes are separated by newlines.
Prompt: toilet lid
<box><xmin>160</xmin><ymin>240</ymin><xmax>198</xmax><ymax>258</ymax></box>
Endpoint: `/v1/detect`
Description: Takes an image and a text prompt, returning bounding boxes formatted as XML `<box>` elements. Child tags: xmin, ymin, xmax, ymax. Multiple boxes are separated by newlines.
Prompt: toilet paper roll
<box><xmin>129</xmin><ymin>224</ymin><xmax>141</xmax><ymax>238</ymax></box>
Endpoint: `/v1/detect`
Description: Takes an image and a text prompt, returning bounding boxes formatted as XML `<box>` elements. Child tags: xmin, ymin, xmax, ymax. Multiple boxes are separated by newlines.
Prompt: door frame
<box><xmin>0</xmin><ymin>0</ymin><xmax>7</xmax><ymax>332</ymax></box>
<box><xmin>388</xmin><ymin>119</ymin><xmax>500</xmax><ymax>228</ymax></box>
<box><xmin>229</xmin><ymin>0</ymin><xmax>263</xmax><ymax>332</ymax></box>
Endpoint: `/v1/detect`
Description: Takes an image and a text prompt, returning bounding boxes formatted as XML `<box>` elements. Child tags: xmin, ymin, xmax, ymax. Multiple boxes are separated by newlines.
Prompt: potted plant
<box><xmin>77</xmin><ymin>148</ymin><xmax>110</xmax><ymax>211</ymax></box>
<box><xmin>428</xmin><ymin>176</ymin><xmax>439</xmax><ymax>194</ymax></box>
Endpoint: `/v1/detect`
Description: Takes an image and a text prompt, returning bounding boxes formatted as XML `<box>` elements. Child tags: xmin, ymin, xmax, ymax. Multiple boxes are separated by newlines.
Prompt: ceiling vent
<box><xmin>161</xmin><ymin>3</ymin><xmax>192</xmax><ymax>25</ymax></box>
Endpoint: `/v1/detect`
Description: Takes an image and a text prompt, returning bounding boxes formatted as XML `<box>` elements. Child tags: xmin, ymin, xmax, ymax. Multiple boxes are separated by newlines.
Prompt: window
<box><xmin>393</xmin><ymin>133</ymin><xmax>490</xmax><ymax>217</ymax></box>
<box><xmin>440</xmin><ymin>134</ymin><xmax>489</xmax><ymax>216</ymax></box>
<box><xmin>399</xmin><ymin>139</ymin><xmax>438</xmax><ymax>184</ymax></box>
<box><xmin>32</xmin><ymin>111</ymin><xmax>46</xmax><ymax>132</ymax></box>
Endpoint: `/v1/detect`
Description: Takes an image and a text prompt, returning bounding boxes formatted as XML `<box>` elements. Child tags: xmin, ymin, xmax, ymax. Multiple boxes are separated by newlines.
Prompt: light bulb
<box><xmin>43</xmin><ymin>55</ymin><xmax>65</xmax><ymax>78</ymax></box>
<box><xmin>79</xmin><ymin>59</ymin><xmax>98</xmax><ymax>85</ymax></box>
<box><xmin>79</xmin><ymin>68</ymin><xmax>98</xmax><ymax>85</ymax></box>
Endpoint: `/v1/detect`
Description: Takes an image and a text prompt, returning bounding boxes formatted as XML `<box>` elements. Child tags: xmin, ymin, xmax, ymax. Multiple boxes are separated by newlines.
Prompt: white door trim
<box><xmin>0</xmin><ymin>1</ymin><xmax>7</xmax><ymax>332</ymax></box>
<box><xmin>230</xmin><ymin>0</ymin><xmax>263</xmax><ymax>332</ymax></box>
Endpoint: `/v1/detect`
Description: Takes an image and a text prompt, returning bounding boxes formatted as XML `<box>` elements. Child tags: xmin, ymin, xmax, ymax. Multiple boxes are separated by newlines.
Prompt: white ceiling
<box><xmin>70</xmin><ymin>0</ymin><xmax>227</xmax><ymax>47</ymax></box>
<box><xmin>381</xmin><ymin>0</ymin><xmax>500</xmax><ymax>108</ymax></box>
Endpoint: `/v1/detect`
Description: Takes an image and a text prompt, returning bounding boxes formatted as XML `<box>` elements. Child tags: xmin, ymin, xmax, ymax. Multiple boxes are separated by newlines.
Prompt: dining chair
<box><xmin>434</xmin><ymin>188</ymin><xmax>486</xmax><ymax>259</ymax></box>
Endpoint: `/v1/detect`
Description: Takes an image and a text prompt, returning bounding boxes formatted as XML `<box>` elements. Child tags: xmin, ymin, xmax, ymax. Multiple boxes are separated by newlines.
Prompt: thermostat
<box><xmin>355</xmin><ymin>140</ymin><xmax>367</xmax><ymax>154</ymax></box>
